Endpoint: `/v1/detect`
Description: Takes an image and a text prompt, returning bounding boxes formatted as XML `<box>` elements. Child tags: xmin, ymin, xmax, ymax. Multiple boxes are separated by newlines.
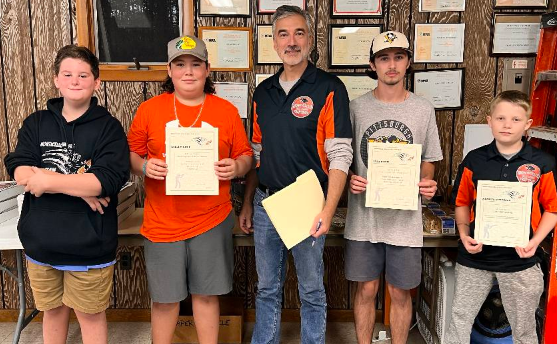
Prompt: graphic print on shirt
<box><xmin>360</xmin><ymin>120</ymin><xmax>414</xmax><ymax>166</ymax></box>
<box><xmin>291</xmin><ymin>96</ymin><xmax>314</xmax><ymax>118</ymax></box>
<box><xmin>516</xmin><ymin>163</ymin><xmax>541</xmax><ymax>184</ymax></box>
<box><xmin>40</xmin><ymin>141</ymin><xmax>91</xmax><ymax>175</ymax></box>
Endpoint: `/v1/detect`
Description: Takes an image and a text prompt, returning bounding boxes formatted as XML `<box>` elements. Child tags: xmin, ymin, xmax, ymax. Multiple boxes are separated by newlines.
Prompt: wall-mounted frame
<box><xmin>258</xmin><ymin>0</ymin><xmax>306</xmax><ymax>14</ymax></box>
<box><xmin>494</xmin><ymin>0</ymin><xmax>547</xmax><ymax>9</ymax></box>
<box><xmin>333</xmin><ymin>73</ymin><xmax>378</xmax><ymax>101</ymax></box>
<box><xmin>255</xmin><ymin>74</ymin><xmax>274</xmax><ymax>87</ymax></box>
<box><xmin>256</xmin><ymin>25</ymin><xmax>282</xmax><ymax>64</ymax></box>
<box><xmin>214</xmin><ymin>83</ymin><xmax>249</xmax><ymax>119</ymax></box>
<box><xmin>198</xmin><ymin>27</ymin><xmax>253</xmax><ymax>72</ymax></box>
<box><xmin>199</xmin><ymin>0</ymin><xmax>251</xmax><ymax>16</ymax></box>
<box><xmin>328</xmin><ymin>24</ymin><xmax>383</xmax><ymax>68</ymax></box>
<box><xmin>490</xmin><ymin>14</ymin><xmax>541</xmax><ymax>56</ymax></box>
<box><xmin>412</xmin><ymin>68</ymin><xmax>465</xmax><ymax>110</ymax></box>
<box><xmin>76</xmin><ymin>0</ymin><xmax>193</xmax><ymax>81</ymax></box>
<box><xmin>330</xmin><ymin>0</ymin><xmax>383</xmax><ymax>18</ymax></box>
<box><xmin>419</xmin><ymin>0</ymin><xmax>465</xmax><ymax>12</ymax></box>
<box><xmin>414</xmin><ymin>23</ymin><xmax>465</xmax><ymax>63</ymax></box>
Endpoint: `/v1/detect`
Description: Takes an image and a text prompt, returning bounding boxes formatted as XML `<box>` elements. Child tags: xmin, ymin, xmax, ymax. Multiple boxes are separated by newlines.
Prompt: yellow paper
<box><xmin>261</xmin><ymin>170</ymin><xmax>325</xmax><ymax>249</ymax></box>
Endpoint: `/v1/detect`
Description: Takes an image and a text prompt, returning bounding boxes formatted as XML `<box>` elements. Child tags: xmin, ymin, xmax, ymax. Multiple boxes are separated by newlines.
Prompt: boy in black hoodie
<box><xmin>4</xmin><ymin>45</ymin><xmax>129</xmax><ymax>343</ymax></box>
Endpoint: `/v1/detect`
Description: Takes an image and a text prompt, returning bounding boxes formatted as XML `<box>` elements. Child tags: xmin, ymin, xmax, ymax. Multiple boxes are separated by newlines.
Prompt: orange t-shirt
<box><xmin>127</xmin><ymin>92</ymin><xmax>253</xmax><ymax>242</ymax></box>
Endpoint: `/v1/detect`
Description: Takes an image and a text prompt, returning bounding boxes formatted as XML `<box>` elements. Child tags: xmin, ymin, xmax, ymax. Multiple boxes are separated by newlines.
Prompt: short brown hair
<box><xmin>54</xmin><ymin>45</ymin><xmax>99</xmax><ymax>79</ymax></box>
<box><xmin>490</xmin><ymin>90</ymin><xmax>532</xmax><ymax>118</ymax></box>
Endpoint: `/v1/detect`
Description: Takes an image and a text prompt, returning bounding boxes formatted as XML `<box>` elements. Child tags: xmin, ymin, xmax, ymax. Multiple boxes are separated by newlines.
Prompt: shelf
<box><xmin>527</xmin><ymin>126</ymin><xmax>557</xmax><ymax>142</ymax></box>
<box><xmin>536</xmin><ymin>70</ymin><xmax>557</xmax><ymax>82</ymax></box>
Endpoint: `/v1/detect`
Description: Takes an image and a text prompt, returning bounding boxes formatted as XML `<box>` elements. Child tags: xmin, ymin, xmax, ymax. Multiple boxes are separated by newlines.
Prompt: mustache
<box><xmin>284</xmin><ymin>45</ymin><xmax>301</xmax><ymax>53</ymax></box>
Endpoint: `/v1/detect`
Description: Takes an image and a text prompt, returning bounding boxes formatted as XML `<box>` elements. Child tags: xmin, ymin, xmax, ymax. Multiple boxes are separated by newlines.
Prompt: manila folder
<box><xmin>261</xmin><ymin>169</ymin><xmax>325</xmax><ymax>249</ymax></box>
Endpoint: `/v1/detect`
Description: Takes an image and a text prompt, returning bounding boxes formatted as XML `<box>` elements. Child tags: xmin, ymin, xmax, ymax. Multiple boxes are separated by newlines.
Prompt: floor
<box><xmin>0</xmin><ymin>321</ymin><xmax>426</xmax><ymax>343</ymax></box>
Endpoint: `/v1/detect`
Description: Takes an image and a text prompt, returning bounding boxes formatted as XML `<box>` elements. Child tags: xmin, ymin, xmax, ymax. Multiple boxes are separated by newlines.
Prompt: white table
<box><xmin>0</xmin><ymin>218</ymin><xmax>39</xmax><ymax>344</ymax></box>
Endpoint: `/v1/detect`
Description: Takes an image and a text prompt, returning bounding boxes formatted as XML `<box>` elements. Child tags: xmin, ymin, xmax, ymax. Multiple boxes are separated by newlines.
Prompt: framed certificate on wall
<box><xmin>329</xmin><ymin>24</ymin><xmax>383</xmax><ymax>68</ymax></box>
<box><xmin>198</xmin><ymin>0</ymin><xmax>251</xmax><ymax>16</ymax></box>
<box><xmin>258</xmin><ymin>0</ymin><xmax>306</xmax><ymax>14</ymax></box>
<box><xmin>494</xmin><ymin>0</ymin><xmax>547</xmax><ymax>8</ymax></box>
<box><xmin>198</xmin><ymin>27</ymin><xmax>252</xmax><ymax>71</ymax></box>
<box><xmin>256</xmin><ymin>25</ymin><xmax>282</xmax><ymax>64</ymax></box>
<box><xmin>412</xmin><ymin>68</ymin><xmax>465</xmax><ymax>110</ymax></box>
<box><xmin>331</xmin><ymin>0</ymin><xmax>383</xmax><ymax>18</ymax></box>
<box><xmin>333</xmin><ymin>73</ymin><xmax>377</xmax><ymax>100</ymax></box>
<box><xmin>491</xmin><ymin>14</ymin><xmax>541</xmax><ymax>55</ymax></box>
<box><xmin>414</xmin><ymin>24</ymin><xmax>465</xmax><ymax>63</ymax></box>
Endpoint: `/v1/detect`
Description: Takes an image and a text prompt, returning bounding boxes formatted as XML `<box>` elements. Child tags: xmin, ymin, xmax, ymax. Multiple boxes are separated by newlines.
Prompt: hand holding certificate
<box><xmin>474</xmin><ymin>180</ymin><xmax>532</xmax><ymax>248</ymax></box>
<box><xmin>165</xmin><ymin>127</ymin><xmax>219</xmax><ymax>196</ymax></box>
<box><xmin>366</xmin><ymin>143</ymin><xmax>422</xmax><ymax>210</ymax></box>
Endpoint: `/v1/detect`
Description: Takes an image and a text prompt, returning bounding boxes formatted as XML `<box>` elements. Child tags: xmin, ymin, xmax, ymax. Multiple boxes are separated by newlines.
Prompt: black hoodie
<box><xmin>4</xmin><ymin>97</ymin><xmax>130</xmax><ymax>266</ymax></box>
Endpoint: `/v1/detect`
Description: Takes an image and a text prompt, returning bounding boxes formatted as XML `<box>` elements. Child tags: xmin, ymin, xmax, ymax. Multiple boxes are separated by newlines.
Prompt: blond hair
<box><xmin>490</xmin><ymin>90</ymin><xmax>532</xmax><ymax>118</ymax></box>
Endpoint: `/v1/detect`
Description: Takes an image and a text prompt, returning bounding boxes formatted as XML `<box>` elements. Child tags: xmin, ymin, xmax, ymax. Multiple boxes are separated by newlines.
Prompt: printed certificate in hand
<box><xmin>165</xmin><ymin>127</ymin><xmax>219</xmax><ymax>196</ymax></box>
<box><xmin>366</xmin><ymin>143</ymin><xmax>422</xmax><ymax>210</ymax></box>
<box><xmin>474</xmin><ymin>180</ymin><xmax>532</xmax><ymax>248</ymax></box>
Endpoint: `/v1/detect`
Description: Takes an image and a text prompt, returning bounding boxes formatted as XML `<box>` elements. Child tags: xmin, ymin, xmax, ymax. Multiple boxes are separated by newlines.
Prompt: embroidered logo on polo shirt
<box><xmin>291</xmin><ymin>96</ymin><xmax>314</xmax><ymax>118</ymax></box>
<box><xmin>516</xmin><ymin>164</ymin><xmax>540</xmax><ymax>183</ymax></box>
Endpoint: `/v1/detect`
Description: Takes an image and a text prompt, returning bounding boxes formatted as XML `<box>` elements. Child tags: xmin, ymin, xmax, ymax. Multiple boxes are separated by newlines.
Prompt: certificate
<box><xmin>329</xmin><ymin>25</ymin><xmax>382</xmax><ymax>67</ymax></box>
<box><xmin>199</xmin><ymin>0</ymin><xmax>250</xmax><ymax>16</ymax></box>
<box><xmin>257</xmin><ymin>25</ymin><xmax>282</xmax><ymax>64</ymax></box>
<box><xmin>413</xmin><ymin>69</ymin><xmax>464</xmax><ymax>109</ymax></box>
<box><xmin>331</xmin><ymin>0</ymin><xmax>383</xmax><ymax>17</ymax></box>
<box><xmin>474</xmin><ymin>180</ymin><xmax>532</xmax><ymax>248</ymax></box>
<box><xmin>165</xmin><ymin>127</ymin><xmax>219</xmax><ymax>196</ymax></box>
<box><xmin>255</xmin><ymin>73</ymin><xmax>273</xmax><ymax>86</ymax></box>
<box><xmin>365</xmin><ymin>143</ymin><xmax>422</xmax><ymax>210</ymax></box>
<box><xmin>492</xmin><ymin>15</ymin><xmax>541</xmax><ymax>55</ymax></box>
<box><xmin>214</xmin><ymin>82</ymin><xmax>249</xmax><ymax>119</ymax></box>
<box><xmin>199</xmin><ymin>27</ymin><xmax>252</xmax><ymax>71</ymax></box>
<box><xmin>419</xmin><ymin>0</ymin><xmax>465</xmax><ymax>12</ymax></box>
<box><xmin>334</xmin><ymin>73</ymin><xmax>377</xmax><ymax>100</ymax></box>
<box><xmin>495</xmin><ymin>0</ymin><xmax>547</xmax><ymax>8</ymax></box>
<box><xmin>414</xmin><ymin>24</ymin><xmax>465</xmax><ymax>63</ymax></box>
<box><xmin>258</xmin><ymin>0</ymin><xmax>306</xmax><ymax>13</ymax></box>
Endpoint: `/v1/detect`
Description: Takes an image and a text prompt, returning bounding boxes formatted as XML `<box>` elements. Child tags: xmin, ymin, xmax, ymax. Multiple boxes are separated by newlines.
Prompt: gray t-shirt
<box><xmin>344</xmin><ymin>91</ymin><xmax>443</xmax><ymax>247</ymax></box>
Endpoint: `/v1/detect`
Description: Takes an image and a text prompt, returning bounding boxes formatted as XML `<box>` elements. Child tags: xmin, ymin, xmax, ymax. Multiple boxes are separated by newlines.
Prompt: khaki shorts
<box><xmin>26</xmin><ymin>260</ymin><xmax>114</xmax><ymax>314</ymax></box>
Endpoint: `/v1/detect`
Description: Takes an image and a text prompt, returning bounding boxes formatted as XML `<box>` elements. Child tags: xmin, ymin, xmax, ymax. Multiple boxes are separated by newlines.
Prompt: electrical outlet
<box><xmin>120</xmin><ymin>252</ymin><xmax>132</xmax><ymax>270</ymax></box>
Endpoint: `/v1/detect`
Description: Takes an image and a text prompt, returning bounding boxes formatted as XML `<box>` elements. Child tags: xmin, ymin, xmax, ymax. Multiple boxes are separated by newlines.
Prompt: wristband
<box><xmin>142</xmin><ymin>160</ymin><xmax>148</xmax><ymax>175</ymax></box>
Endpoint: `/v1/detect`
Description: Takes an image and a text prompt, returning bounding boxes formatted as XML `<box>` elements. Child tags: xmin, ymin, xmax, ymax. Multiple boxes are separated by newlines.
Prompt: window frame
<box><xmin>76</xmin><ymin>0</ymin><xmax>194</xmax><ymax>81</ymax></box>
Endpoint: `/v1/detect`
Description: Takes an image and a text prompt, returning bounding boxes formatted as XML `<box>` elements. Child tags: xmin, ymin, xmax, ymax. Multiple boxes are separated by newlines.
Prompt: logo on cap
<box><xmin>176</xmin><ymin>36</ymin><xmax>196</xmax><ymax>50</ymax></box>
<box><xmin>384</xmin><ymin>32</ymin><xmax>397</xmax><ymax>44</ymax></box>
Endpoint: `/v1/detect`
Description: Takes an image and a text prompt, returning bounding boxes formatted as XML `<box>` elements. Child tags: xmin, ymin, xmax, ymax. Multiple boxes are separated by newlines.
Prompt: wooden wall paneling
<box><xmin>355</xmin><ymin>17</ymin><xmax>384</xmax><ymax>74</ymax></box>
<box><xmin>0</xmin><ymin>35</ymin><xmax>8</xmax><ymax>182</ymax></box>
<box><xmin>30</xmin><ymin>0</ymin><xmax>72</xmax><ymax>109</ymax></box>
<box><xmin>245</xmin><ymin>246</ymin><xmax>257</xmax><ymax>309</ymax></box>
<box><xmin>231</xmin><ymin>247</ymin><xmax>247</xmax><ymax>300</ymax></box>
<box><xmin>113</xmin><ymin>246</ymin><xmax>150</xmax><ymax>308</ymax></box>
<box><xmin>283</xmin><ymin>252</ymin><xmax>300</xmax><ymax>309</ymax></box>
<box><xmin>212</xmin><ymin>17</ymin><xmax>247</xmax><ymax>84</ymax></box>
<box><xmin>495</xmin><ymin>58</ymin><xmax>504</xmax><ymax>95</ymax></box>
<box><xmin>323</xmin><ymin>247</ymin><xmax>348</xmax><ymax>309</ymax></box>
<box><xmin>70</xmin><ymin>0</ymin><xmax>77</xmax><ymax>44</ymax></box>
<box><xmin>426</xmin><ymin>12</ymin><xmax>460</xmax><ymax>199</ymax></box>
<box><xmin>409</xmin><ymin>0</ymin><xmax>428</xmax><ymax>73</ymax></box>
<box><xmin>1</xmin><ymin>0</ymin><xmax>37</xmax><ymax>154</ymax></box>
<box><xmin>1</xmin><ymin>251</ymin><xmax>34</xmax><ymax>309</ymax></box>
<box><xmin>387</xmin><ymin>0</ymin><xmax>411</xmax><ymax>34</ymax></box>
<box><xmin>452</xmin><ymin>2</ymin><xmax>496</xmax><ymax>180</ymax></box>
<box><xmin>94</xmin><ymin>82</ymin><xmax>107</xmax><ymax>107</ymax></box>
<box><xmin>145</xmin><ymin>81</ymin><xmax>162</xmax><ymax>100</ymax></box>
<box><xmin>315</xmin><ymin>0</ymin><xmax>332</xmax><ymax>71</ymax></box>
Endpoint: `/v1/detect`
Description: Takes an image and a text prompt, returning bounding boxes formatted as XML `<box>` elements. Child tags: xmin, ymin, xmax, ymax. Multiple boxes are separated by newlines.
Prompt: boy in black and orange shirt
<box><xmin>447</xmin><ymin>90</ymin><xmax>557</xmax><ymax>343</ymax></box>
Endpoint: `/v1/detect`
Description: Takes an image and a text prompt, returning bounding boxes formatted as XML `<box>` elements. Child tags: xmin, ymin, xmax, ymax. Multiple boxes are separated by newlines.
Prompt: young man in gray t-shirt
<box><xmin>344</xmin><ymin>31</ymin><xmax>443</xmax><ymax>344</ymax></box>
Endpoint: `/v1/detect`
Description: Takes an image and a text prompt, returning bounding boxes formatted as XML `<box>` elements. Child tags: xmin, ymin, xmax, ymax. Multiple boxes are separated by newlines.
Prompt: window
<box><xmin>76</xmin><ymin>0</ymin><xmax>194</xmax><ymax>81</ymax></box>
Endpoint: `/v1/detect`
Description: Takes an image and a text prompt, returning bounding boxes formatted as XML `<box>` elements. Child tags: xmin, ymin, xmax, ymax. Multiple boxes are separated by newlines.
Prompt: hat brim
<box><xmin>370</xmin><ymin>47</ymin><xmax>413</xmax><ymax>60</ymax></box>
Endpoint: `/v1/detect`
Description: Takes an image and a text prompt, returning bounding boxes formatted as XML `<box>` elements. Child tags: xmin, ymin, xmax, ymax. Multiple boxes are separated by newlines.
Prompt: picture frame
<box><xmin>257</xmin><ymin>0</ymin><xmax>307</xmax><ymax>14</ymax></box>
<box><xmin>198</xmin><ymin>0</ymin><xmax>251</xmax><ymax>16</ymax></box>
<box><xmin>332</xmin><ymin>73</ymin><xmax>377</xmax><ymax>101</ymax></box>
<box><xmin>328</xmin><ymin>24</ymin><xmax>383</xmax><ymax>68</ymax></box>
<box><xmin>214</xmin><ymin>82</ymin><xmax>249</xmax><ymax>119</ymax></box>
<box><xmin>490</xmin><ymin>14</ymin><xmax>541</xmax><ymax>56</ymax></box>
<box><xmin>198</xmin><ymin>27</ymin><xmax>253</xmax><ymax>72</ymax></box>
<box><xmin>412</xmin><ymin>68</ymin><xmax>465</xmax><ymax>110</ymax></box>
<box><xmin>493</xmin><ymin>0</ymin><xmax>547</xmax><ymax>9</ymax></box>
<box><xmin>419</xmin><ymin>0</ymin><xmax>466</xmax><ymax>12</ymax></box>
<box><xmin>414</xmin><ymin>23</ymin><xmax>465</xmax><ymax>63</ymax></box>
<box><xmin>256</xmin><ymin>24</ymin><xmax>282</xmax><ymax>64</ymax></box>
<box><xmin>330</xmin><ymin>0</ymin><xmax>383</xmax><ymax>18</ymax></box>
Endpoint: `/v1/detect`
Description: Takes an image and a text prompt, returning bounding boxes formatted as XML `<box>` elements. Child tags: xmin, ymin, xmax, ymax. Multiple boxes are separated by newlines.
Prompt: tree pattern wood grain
<box><xmin>30</xmin><ymin>0</ymin><xmax>71</xmax><ymax>110</ymax></box>
<box><xmin>113</xmin><ymin>246</ymin><xmax>150</xmax><ymax>309</ymax></box>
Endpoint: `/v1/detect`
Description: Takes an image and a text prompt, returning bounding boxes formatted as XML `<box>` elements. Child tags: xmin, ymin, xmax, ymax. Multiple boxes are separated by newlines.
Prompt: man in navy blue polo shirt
<box><xmin>239</xmin><ymin>5</ymin><xmax>353</xmax><ymax>344</ymax></box>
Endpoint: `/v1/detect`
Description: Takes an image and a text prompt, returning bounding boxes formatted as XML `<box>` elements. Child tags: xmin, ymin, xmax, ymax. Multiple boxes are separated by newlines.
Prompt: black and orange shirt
<box><xmin>251</xmin><ymin>63</ymin><xmax>352</xmax><ymax>189</ymax></box>
<box><xmin>451</xmin><ymin>140</ymin><xmax>557</xmax><ymax>272</ymax></box>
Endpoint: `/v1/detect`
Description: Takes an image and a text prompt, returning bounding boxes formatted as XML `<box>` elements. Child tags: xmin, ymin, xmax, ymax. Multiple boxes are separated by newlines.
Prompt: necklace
<box><xmin>173</xmin><ymin>93</ymin><xmax>206</xmax><ymax>127</ymax></box>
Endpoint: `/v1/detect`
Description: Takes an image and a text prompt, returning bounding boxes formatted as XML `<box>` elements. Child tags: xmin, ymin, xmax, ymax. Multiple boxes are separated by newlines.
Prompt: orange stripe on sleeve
<box><xmin>539</xmin><ymin>171</ymin><xmax>557</xmax><ymax>213</ymax></box>
<box><xmin>252</xmin><ymin>102</ymin><xmax>262</xmax><ymax>144</ymax></box>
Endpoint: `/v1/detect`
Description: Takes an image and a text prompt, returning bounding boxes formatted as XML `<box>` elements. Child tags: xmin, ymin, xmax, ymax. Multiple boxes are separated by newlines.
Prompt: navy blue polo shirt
<box><xmin>451</xmin><ymin>139</ymin><xmax>557</xmax><ymax>272</ymax></box>
<box><xmin>251</xmin><ymin>62</ymin><xmax>352</xmax><ymax>190</ymax></box>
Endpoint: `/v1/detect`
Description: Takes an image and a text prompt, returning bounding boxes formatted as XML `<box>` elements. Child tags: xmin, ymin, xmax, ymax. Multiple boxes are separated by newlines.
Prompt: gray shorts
<box><xmin>344</xmin><ymin>240</ymin><xmax>422</xmax><ymax>290</ymax></box>
<box><xmin>144</xmin><ymin>211</ymin><xmax>234</xmax><ymax>303</ymax></box>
